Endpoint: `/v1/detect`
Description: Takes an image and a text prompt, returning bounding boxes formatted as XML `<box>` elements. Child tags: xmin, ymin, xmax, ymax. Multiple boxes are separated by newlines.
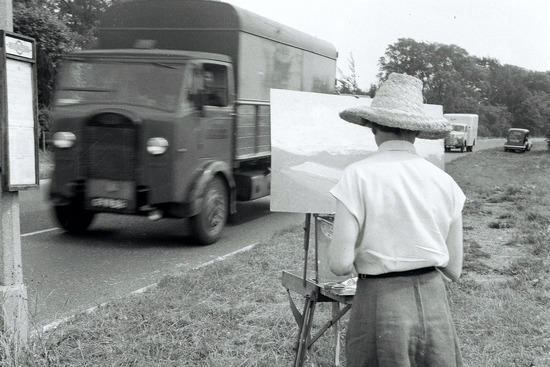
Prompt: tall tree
<box><xmin>377</xmin><ymin>38</ymin><xmax>434</xmax><ymax>82</ymax></box>
<box><xmin>378</xmin><ymin>38</ymin><xmax>482</xmax><ymax>112</ymax></box>
<box><xmin>13</xmin><ymin>0</ymin><xmax>79</xmax><ymax>107</ymax></box>
<box><xmin>52</xmin><ymin>0</ymin><xmax>111</xmax><ymax>46</ymax></box>
<box><xmin>377</xmin><ymin>38</ymin><xmax>550</xmax><ymax>136</ymax></box>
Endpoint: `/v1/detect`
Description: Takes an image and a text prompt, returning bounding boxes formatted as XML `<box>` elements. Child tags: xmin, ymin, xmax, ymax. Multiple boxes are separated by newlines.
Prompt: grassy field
<box><xmin>3</xmin><ymin>143</ymin><xmax>550</xmax><ymax>366</ymax></box>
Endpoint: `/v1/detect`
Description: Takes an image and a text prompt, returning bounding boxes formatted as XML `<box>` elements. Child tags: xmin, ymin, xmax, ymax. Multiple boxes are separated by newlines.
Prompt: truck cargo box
<box><xmin>98</xmin><ymin>0</ymin><xmax>338</xmax><ymax>160</ymax></box>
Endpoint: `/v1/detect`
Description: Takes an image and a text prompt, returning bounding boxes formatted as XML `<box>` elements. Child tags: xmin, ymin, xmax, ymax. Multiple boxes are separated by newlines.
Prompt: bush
<box><xmin>478</xmin><ymin>105</ymin><xmax>513</xmax><ymax>137</ymax></box>
<box><xmin>38</xmin><ymin>108</ymin><xmax>52</xmax><ymax>150</ymax></box>
<box><xmin>13</xmin><ymin>1</ymin><xmax>80</xmax><ymax>107</ymax></box>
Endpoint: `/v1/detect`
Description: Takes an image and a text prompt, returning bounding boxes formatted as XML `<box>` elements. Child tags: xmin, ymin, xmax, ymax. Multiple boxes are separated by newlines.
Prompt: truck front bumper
<box><xmin>444</xmin><ymin>141</ymin><xmax>465</xmax><ymax>149</ymax></box>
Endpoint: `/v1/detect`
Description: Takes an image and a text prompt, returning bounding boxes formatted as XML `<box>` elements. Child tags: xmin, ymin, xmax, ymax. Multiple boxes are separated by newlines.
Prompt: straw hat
<box><xmin>339</xmin><ymin>73</ymin><xmax>451</xmax><ymax>139</ymax></box>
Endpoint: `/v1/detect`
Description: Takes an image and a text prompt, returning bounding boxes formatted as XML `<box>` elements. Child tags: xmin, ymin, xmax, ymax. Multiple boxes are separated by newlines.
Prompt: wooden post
<box><xmin>302</xmin><ymin>214</ymin><xmax>311</xmax><ymax>287</ymax></box>
<box><xmin>332</xmin><ymin>302</ymin><xmax>342</xmax><ymax>366</ymax></box>
<box><xmin>293</xmin><ymin>296</ymin><xmax>316</xmax><ymax>367</ymax></box>
<box><xmin>0</xmin><ymin>0</ymin><xmax>30</xmax><ymax>348</ymax></box>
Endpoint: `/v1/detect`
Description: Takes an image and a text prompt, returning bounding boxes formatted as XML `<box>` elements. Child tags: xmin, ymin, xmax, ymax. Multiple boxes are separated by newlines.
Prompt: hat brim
<box><xmin>339</xmin><ymin>106</ymin><xmax>451</xmax><ymax>140</ymax></box>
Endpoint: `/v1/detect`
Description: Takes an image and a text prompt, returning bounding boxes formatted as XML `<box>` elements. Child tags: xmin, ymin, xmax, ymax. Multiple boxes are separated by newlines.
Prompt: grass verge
<box><xmin>447</xmin><ymin>142</ymin><xmax>550</xmax><ymax>366</ymax></box>
<box><xmin>2</xmin><ymin>143</ymin><xmax>550</xmax><ymax>366</ymax></box>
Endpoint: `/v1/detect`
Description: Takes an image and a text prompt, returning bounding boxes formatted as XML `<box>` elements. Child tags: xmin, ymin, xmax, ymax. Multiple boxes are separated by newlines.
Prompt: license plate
<box><xmin>90</xmin><ymin>197</ymin><xmax>128</xmax><ymax>209</ymax></box>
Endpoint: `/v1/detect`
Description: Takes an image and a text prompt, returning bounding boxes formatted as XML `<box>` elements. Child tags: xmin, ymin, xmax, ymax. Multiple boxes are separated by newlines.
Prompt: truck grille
<box><xmin>84</xmin><ymin>113</ymin><xmax>137</xmax><ymax>180</ymax></box>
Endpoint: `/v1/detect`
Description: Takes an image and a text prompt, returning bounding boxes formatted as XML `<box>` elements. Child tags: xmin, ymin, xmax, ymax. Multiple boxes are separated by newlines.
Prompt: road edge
<box><xmin>36</xmin><ymin>242</ymin><xmax>259</xmax><ymax>335</ymax></box>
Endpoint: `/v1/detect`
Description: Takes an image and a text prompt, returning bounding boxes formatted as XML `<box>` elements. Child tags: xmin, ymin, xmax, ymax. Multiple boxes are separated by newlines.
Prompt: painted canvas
<box><xmin>270</xmin><ymin>89</ymin><xmax>445</xmax><ymax>214</ymax></box>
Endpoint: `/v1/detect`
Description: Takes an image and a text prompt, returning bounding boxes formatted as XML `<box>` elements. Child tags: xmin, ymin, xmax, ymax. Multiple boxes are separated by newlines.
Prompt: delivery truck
<box><xmin>443</xmin><ymin>113</ymin><xmax>478</xmax><ymax>152</ymax></box>
<box><xmin>49</xmin><ymin>0</ymin><xmax>337</xmax><ymax>244</ymax></box>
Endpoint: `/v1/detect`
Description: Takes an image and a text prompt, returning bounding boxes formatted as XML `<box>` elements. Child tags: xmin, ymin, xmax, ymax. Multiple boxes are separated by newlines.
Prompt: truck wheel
<box><xmin>191</xmin><ymin>176</ymin><xmax>228</xmax><ymax>245</ymax></box>
<box><xmin>466</xmin><ymin>145</ymin><xmax>473</xmax><ymax>152</ymax></box>
<box><xmin>54</xmin><ymin>201</ymin><xmax>95</xmax><ymax>234</ymax></box>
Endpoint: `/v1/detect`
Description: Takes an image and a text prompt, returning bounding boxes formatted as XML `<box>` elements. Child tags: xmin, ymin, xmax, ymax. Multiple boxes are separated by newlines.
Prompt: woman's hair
<box><xmin>367</xmin><ymin>120</ymin><xmax>417</xmax><ymax>136</ymax></box>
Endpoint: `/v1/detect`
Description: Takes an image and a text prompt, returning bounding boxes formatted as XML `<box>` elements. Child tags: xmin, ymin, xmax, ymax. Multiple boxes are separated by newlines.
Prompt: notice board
<box><xmin>0</xmin><ymin>31</ymin><xmax>38</xmax><ymax>191</ymax></box>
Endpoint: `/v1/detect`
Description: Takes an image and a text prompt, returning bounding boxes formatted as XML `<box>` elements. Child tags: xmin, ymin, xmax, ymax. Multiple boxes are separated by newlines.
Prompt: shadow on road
<box><xmin>229</xmin><ymin>198</ymin><xmax>271</xmax><ymax>226</ymax></box>
<box><xmin>53</xmin><ymin>227</ymin><xmax>198</xmax><ymax>249</ymax></box>
<box><xmin>47</xmin><ymin>197</ymin><xmax>273</xmax><ymax>248</ymax></box>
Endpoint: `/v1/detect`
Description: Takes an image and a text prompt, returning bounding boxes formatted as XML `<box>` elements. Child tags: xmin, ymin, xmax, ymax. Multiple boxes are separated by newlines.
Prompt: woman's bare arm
<box><xmin>328</xmin><ymin>201</ymin><xmax>359</xmax><ymax>276</ymax></box>
<box><xmin>441</xmin><ymin>215</ymin><xmax>464</xmax><ymax>281</ymax></box>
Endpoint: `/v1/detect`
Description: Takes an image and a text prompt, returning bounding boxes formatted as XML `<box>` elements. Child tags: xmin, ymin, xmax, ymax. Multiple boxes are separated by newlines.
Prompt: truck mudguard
<box><xmin>187</xmin><ymin>160</ymin><xmax>236</xmax><ymax>216</ymax></box>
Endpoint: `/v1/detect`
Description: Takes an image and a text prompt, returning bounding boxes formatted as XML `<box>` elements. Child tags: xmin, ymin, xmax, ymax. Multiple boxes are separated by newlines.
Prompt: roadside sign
<box><xmin>0</xmin><ymin>31</ymin><xmax>38</xmax><ymax>191</ymax></box>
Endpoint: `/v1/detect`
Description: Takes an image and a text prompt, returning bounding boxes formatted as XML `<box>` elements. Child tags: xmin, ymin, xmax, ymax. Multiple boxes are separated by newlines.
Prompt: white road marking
<box><xmin>192</xmin><ymin>243</ymin><xmax>258</xmax><ymax>270</ymax></box>
<box><xmin>21</xmin><ymin>227</ymin><xmax>61</xmax><ymax>237</ymax></box>
<box><xmin>38</xmin><ymin>242</ymin><xmax>260</xmax><ymax>335</ymax></box>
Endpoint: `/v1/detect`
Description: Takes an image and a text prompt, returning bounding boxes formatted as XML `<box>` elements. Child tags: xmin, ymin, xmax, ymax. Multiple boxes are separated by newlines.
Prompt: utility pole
<box><xmin>0</xmin><ymin>0</ymin><xmax>30</xmax><ymax>348</ymax></box>
<box><xmin>0</xmin><ymin>0</ymin><xmax>12</xmax><ymax>31</ymax></box>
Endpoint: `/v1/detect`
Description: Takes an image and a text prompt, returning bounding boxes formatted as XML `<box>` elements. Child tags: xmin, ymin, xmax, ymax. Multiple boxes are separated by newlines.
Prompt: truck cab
<box><xmin>51</xmin><ymin>50</ymin><xmax>237</xmax><ymax>241</ymax></box>
<box><xmin>445</xmin><ymin>123</ymin><xmax>469</xmax><ymax>152</ymax></box>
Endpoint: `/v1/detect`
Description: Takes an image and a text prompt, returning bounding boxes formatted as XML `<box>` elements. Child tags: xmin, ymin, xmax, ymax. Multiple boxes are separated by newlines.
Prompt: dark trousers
<box><xmin>346</xmin><ymin>270</ymin><xmax>463</xmax><ymax>367</ymax></box>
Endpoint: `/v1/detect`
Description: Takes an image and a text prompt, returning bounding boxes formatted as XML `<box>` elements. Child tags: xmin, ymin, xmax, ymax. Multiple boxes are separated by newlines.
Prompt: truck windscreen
<box><xmin>55</xmin><ymin>60</ymin><xmax>185</xmax><ymax>111</ymax></box>
<box><xmin>452</xmin><ymin>125</ymin><xmax>465</xmax><ymax>132</ymax></box>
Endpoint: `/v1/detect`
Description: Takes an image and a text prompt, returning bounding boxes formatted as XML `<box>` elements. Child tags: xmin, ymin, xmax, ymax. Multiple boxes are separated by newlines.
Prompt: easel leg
<box><xmin>294</xmin><ymin>297</ymin><xmax>316</xmax><ymax>367</ymax></box>
<box><xmin>332</xmin><ymin>302</ymin><xmax>342</xmax><ymax>367</ymax></box>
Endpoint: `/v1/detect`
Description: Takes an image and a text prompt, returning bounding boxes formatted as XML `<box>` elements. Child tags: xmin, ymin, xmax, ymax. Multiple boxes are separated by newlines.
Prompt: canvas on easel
<box><xmin>270</xmin><ymin>89</ymin><xmax>445</xmax><ymax>215</ymax></box>
<box><xmin>270</xmin><ymin>89</ymin><xmax>446</xmax><ymax>283</ymax></box>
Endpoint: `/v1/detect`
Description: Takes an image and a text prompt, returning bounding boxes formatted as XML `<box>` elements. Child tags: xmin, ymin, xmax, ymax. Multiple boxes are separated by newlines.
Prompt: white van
<box><xmin>444</xmin><ymin>114</ymin><xmax>479</xmax><ymax>152</ymax></box>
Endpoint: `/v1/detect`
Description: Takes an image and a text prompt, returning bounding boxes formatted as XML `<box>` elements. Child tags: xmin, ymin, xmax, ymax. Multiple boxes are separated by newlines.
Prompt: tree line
<box><xmin>339</xmin><ymin>38</ymin><xmax>550</xmax><ymax>137</ymax></box>
<box><xmin>13</xmin><ymin>3</ymin><xmax>550</xmax><ymax>138</ymax></box>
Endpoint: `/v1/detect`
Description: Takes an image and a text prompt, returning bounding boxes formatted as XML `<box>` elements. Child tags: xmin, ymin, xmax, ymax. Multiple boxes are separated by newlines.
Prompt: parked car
<box><xmin>504</xmin><ymin>128</ymin><xmax>532</xmax><ymax>152</ymax></box>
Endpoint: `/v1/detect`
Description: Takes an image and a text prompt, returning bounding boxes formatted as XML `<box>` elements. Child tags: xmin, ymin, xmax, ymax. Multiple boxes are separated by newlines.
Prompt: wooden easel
<box><xmin>281</xmin><ymin>214</ymin><xmax>354</xmax><ymax>367</ymax></box>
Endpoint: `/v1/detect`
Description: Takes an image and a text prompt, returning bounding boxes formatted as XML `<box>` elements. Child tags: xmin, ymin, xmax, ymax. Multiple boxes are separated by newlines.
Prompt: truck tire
<box><xmin>191</xmin><ymin>176</ymin><xmax>228</xmax><ymax>245</ymax></box>
<box><xmin>54</xmin><ymin>201</ymin><xmax>95</xmax><ymax>234</ymax></box>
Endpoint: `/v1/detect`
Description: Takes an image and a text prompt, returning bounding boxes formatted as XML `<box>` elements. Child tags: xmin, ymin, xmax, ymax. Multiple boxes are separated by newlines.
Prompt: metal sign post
<box><xmin>0</xmin><ymin>3</ymin><xmax>32</xmax><ymax>348</ymax></box>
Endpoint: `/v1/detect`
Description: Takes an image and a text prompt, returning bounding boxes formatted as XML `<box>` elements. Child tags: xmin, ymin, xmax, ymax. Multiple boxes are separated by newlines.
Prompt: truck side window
<box><xmin>203</xmin><ymin>64</ymin><xmax>228</xmax><ymax>107</ymax></box>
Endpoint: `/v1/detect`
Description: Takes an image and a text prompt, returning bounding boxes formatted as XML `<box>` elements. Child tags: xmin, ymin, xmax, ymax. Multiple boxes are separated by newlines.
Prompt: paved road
<box><xmin>444</xmin><ymin>137</ymin><xmax>546</xmax><ymax>164</ymax></box>
<box><xmin>19</xmin><ymin>186</ymin><xmax>302</xmax><ymax>327</ymax></box>
<box><xmin>19</xmin><ymin>137</ymin><xmax>537</xmax><ymax>328</ymax></box>
<box><xmin>444</xmin><ymin>138</ymin><xmax>505</xmax><ymax>164</ymax></box>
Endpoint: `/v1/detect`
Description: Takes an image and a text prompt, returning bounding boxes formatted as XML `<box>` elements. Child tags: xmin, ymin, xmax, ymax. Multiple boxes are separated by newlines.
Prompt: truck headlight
<box><xmin>52</xmin><ymin>132</ymin><xmax>76</xmax><ymax>148</ymax></box>
<box><xmin>147</xmin><ymin>137</ymin><xmax>169</xmax><ymax>155</ymax></box>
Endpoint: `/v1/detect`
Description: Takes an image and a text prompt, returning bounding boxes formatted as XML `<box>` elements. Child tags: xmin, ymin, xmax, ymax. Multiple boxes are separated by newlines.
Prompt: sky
<box><xmin>224</xmin><ymin>0</ymin><xmax>550</xmax><ymax>89</ymax></box>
